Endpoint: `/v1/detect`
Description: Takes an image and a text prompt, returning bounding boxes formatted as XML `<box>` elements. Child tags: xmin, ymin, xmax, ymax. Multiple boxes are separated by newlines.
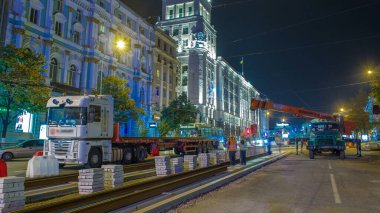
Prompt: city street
<box><xmin>176</xmin><ymin>149</ymin><xmax>380</xmax><ymax>213</ymax></box>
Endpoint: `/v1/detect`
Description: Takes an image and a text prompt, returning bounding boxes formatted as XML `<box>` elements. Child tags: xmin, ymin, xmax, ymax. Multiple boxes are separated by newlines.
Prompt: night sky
<box><xmin>126</xmin><ymin>0</ymin><xmax>380</xmax><ymax>126</ymax></box>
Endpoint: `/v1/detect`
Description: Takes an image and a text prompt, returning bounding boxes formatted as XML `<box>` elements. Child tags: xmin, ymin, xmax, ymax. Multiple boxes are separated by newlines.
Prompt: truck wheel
<box><xmin>339</xmin><ymin>150</ymin><xmax>345</xmax><ymax>159</ymax></box>
<box><xmin>174</xmin><ymin>148</ymin><xmax>180</xmax><ymax>155</ymax></box>
<box><xmin>309</xmin><ymin>150</ymin><xmax>315</xmax><ymax>159</ymax></box>
<box><xmin>87</xmin><ymin>148</ymin><xmax>103</xmax><ymax>168</ymax></box>
<box><xmin>136</xmin><ymin>146</ymin><xmax>146</xmax><ymax>162</ymax></box>
<box><xmin>2</xmin><ymin>152</ymin><xmax>13</xmax><ymax>161</ymax></box>
<box><xmin>123</xmin><ymin>147</ymin><xmax>133</xmax><ymax>164</ymax></box>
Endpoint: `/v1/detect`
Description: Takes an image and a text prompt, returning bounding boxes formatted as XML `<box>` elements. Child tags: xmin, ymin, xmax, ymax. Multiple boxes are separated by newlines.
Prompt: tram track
<box><xmin>25</xmin><ymin>161</ymin><xmax>155</xmax><ymax>190</ymax></box>
<box><xmin>15</xmin><ymin>164</ymin><xmax>228</xmax><ymax>213</ymax></box>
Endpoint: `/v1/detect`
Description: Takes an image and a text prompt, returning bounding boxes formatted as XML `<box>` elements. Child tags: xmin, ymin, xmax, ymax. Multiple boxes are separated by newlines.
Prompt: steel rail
<box><xmin>15</xmin><ymin>164</ymin><xmax>227</xmax><ymax>213</ymax></box>
<box><xmin>68</xmin><ymin>165</ymin><xmax>227</xmax><ymax>213</ymax></box>
<box><xmin>24</xmin><ymin>161</ymin><xmax>155</xmax><ymax>190</ymax></box>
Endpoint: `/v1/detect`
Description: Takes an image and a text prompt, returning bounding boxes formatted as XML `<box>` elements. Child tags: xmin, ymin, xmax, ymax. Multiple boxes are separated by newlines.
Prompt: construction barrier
<box><xmin>0</xmin><ymin>159</ymin><xmax>7</xmax><ymax>178</ymax></box>
<box><xmin>26</xmin><ymin>155</ymin><xmax>59</xmax><ymax>178</ymax></box>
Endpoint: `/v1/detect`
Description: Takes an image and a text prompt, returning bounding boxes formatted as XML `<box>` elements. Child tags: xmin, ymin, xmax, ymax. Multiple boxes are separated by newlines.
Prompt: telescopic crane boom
<box><xmin>250</xmin><ymin>99</ymin><xmax>335</xmax><ymax>120</ymax></box>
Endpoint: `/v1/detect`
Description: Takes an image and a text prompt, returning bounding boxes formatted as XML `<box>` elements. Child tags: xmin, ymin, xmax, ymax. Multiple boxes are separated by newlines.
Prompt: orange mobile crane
<box><xmin>251</xmin><ymin>99</ymin><xmax>356</xmax><ymax>159</ymax></box>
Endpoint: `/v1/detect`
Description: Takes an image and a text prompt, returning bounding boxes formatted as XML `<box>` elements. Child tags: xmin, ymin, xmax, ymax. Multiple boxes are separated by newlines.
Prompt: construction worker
<box><xmin>356</xmin><ymin>138</ymin><xmax>362</xmax><ymax>157</ymax></box>
<box><xmin>239</xmin><ymin>139</ymin><xmax>248</xmax><ymax>165</ymax></box>
<box><xmin>228</xmin><ymin>135</ymin><xmax>237</xmax><ymax>166</ymax></box>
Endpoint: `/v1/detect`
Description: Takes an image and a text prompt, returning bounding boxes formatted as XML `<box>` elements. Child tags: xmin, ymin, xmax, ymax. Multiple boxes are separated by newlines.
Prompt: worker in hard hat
<box><xmin>228</xmin><ymin>135</ymin><xmax>237</xmax><ymax>166</ymax></box>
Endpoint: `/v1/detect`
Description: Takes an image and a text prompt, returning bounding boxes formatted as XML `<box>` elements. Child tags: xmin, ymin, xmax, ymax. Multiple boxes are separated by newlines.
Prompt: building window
<box><xmin>186</xmin><ymin>2</ymin><xmax>194</xmax><ymax>16</ymax></box>
<box><xmin>55</xmin><ymin>21</ymin><xmax>63</xmax><ymax>37</ymax></box>
<box><xmin>173</xmin><ymin>28</ymin><xmax>179</xmax><ymax>36</ymax></box>
<box><xmin>182</xmin><ymin>77</ymin><xmax>188</xmax><ymax>86</ymax></box>
<box><xmin>163</xmin><ymin>88</ymin><xmax>167</xmax><ymax>97</ymax></box>
<box><xmin>163</xmin><ymin>71</ymin><xmax>167</xmax><ymax>82</ymax></box>
<box><xmin>97</xmin><ymin>69</ymin><xmax>104</xmax><ymax>91</ymax></box>
<box><xmin>76</xmin><ymin>9</ymin><xmax>82</xmax><ymax>22</ymax></box>
<box><xmin>49</xmin><ymin>58</ymin><xmax>59</xmax><ymax>82</ymax></box>
<box><xmin>157</xmin><ymin>39</ymin><xmax>161</xmax><ymax>48</ymax></box>
<box><xmin>166</xmin><ymin>5</ymin><xmax>174</xmax><ymax>20</ymax></box>
<box><xmin>183</xmin><ymin>39</ymin><xmax>188</xmax><ymax>47</ymax></box>
<box><xmin>182</xmin><ymin>65</ymin><xmax>188</xmax><ymax>73</ymax></box>
<box><xmin>156</xmin><ymin>69</ymin><xmax>160</xmax><ymax>79</ymax></box>
<box><xmin>183</xmin><ymin>27</ymin><xmax>188</xmax><ymax>35</ymax></box>
<box><xmin>164</xmin><ymin>43</ymin><xmax>167</xmax><ymax>52</ymax></box>
<box><xmin>176</xmin><ymin>4</ymin><xmax>184</xmax><ymax>18</ymax></box>
<box><xmin>56</xmin><ymin>0</ymin><xmax>63</xmax><ymax>13</ymax></box>
<box><xmin>68</xmin><ymin>65</ymin><xmax>76</xmax><ymax>86</ymax></box>
<box><xmin>99</xmin><ymin>0</ymin><xmax>105</xmax><ymax>9</ymax></box>
<box><xmin>169</xmin><ymin>91</ymin><xmax>173</xmax><ymax>99</ymax></box>
<box><xmin>156</xmin><ymin>87</ymin><xmax>160</xmax><ymax>96</ymax></box>
<box><xmin>73</xmin><ymin>31</ymin><xmax>80</xmax><ymax>44</ymax></box>
<box><xmin>99</xmin><ymin>24</ymin><xmax>105</xmax><ymax>34</ymax></box>
<box><xmin>29</xmin><ymin>8</ymin><xmax>39</xmax><ymax>25</ymax></box>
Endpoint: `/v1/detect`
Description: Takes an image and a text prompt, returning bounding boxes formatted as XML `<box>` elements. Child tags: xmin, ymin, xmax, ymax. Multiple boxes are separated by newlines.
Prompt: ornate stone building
<box><xmin>2</xmin><ymin>0</ymin><xmax>155</xmax><ymax>137</ymax></box>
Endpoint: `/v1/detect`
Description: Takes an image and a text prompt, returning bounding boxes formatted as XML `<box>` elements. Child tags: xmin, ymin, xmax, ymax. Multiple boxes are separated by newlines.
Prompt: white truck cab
<box><xmin>44</xmin><ymin>95</ymin><xmax>114</xmax><ymax>168</ymax></box>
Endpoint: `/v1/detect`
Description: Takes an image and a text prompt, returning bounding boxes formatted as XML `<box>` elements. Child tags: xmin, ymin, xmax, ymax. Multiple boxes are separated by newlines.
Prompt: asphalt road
<box><xmin>176</xmin><ymin>149</ymin><xmax>380</xmax><ymax>213</ymax></box>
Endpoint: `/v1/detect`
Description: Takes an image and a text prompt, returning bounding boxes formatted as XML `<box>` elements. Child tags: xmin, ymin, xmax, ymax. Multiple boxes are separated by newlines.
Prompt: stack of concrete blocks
<box><xmin>102</xmin><ymin>165</ymin><xmax>124</xmax><ymax>188</ymax></box>
<box><xmin>78</xmin><ymin>168</ymin><xmax>104</xmax><ymax>194</ymax></box>
<box><xmin>155</xmin><ymin>156</ymin><xmax>171</xmax><ymax>176</ymax></box>
<box><xmin>0</xmin><ymin>177</ymin><xmax>25</xmax><ymax>212</ymax></box>
<box><xmin>170</xmin><ymin>157</ymin><xmax>184</xmax><ymax>174</ymax></box>
<box><xmin>198</xmin><ymin>153</ymin><xmax>210</xmax><ymax>168</ymax></box>
<box><xmin>209</xmin><ymin>153</ymin><xmax>218</xmax><ymax>165</ymax></box>
<box><xmin>183</xmin><ymin>155</ymin><xmax>197</xmax><ymax>171</ymax></box>
<box><xmin>218</xmin><ymin>152</ymin><xmax>227</xmax><ymax>163</ymax></box>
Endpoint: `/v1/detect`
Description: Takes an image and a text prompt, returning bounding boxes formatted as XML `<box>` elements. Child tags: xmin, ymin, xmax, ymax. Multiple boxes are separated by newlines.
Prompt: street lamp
<box><xmin>368</xmin><ymin>70</ymin><xmax>373</xmax><ymax>75</ymax></box>
<box><xmin>116</xmin><ymin>40</ymin><xmax>126</xmax><ymax>50</ymax></box>
<box><xmin>266</xmin><ymin>111</ymin><xmax>270</xmax><ymax>116</ymax></box>
<box><xmin>281</xmin><ymin>118</ymin><xmax>286</xmax><ymax>123</ymax></box>
<box><xmin>340</xmin><ymin>108</ymin><xmax>345</xmax><ymax>112</ymax></box>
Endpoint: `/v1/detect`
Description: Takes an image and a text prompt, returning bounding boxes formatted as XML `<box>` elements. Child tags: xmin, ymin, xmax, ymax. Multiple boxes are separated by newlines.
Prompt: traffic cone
<box><xmin>0</xmin><ymin>159</ymin><xmax>7</xmax><ymax>177</ymax></box>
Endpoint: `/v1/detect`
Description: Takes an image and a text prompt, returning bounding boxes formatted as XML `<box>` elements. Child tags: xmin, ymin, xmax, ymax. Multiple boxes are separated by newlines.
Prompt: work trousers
<box><xmin>240</xmin><ymin>150</ymin><xmax>247</xmax><ymax>165</ymax></box>
<box><xmin>229</xmin><ymin>151</ymin><xmax>236</xmax><ymax>166</ymax></box>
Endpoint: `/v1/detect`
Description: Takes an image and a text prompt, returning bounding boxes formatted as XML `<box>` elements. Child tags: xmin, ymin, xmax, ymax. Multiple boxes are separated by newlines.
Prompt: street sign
<box><xmin>148</xmin><ymin>122</ymin><xmax>157</xmax><ymax>128</ymax></box>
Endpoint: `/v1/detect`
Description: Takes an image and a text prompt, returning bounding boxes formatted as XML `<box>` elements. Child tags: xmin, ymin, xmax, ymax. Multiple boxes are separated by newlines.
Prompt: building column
<box><xmin>67</xmin><ymin>7</ymin><xmax>74</xmax><ymax>39</ymax></box>
<box><xmin>61</xmin><ymin>50</ymin><xmax>70</xmax><ymax>84</ymax></box>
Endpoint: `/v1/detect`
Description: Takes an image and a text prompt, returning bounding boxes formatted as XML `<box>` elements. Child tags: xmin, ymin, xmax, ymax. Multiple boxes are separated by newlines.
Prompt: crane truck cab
<box><xmin>307</xmin><ymin>121</ymin><xmax>345</xmax><ymax>159</ymax></box>
<box><xmin>44</xmin><ymin>95</ymin><xmax>114</xmax><ymax>168</ymax></box>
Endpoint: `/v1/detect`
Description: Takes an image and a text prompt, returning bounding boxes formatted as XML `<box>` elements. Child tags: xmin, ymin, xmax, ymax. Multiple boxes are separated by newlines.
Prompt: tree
<box><xmin>344</xmin><ymin>89</ymin><xmax>373</xmax><ymax>137</ymax></box>
<box><xmin>161</xmin><ymin>93</ymin><xmax>197</xmax><ymax>135</ymax></box>
<box><xmin>0</xmin><ymin>45</ymin><xmax>51</xmax><ymax>140</ymax></box>
<box><xmin>158</xmin><ymin>120</ymin><xmax>171</xmax><ymax>137</ymax></box>
<box><xmin>97</xmin><ymin>75</ymin><xmax>145</xmax><ymax>123</ymax></box>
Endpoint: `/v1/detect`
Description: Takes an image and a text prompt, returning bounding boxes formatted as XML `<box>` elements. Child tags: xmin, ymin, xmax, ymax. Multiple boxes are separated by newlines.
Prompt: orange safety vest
<box><xmin>229</xmin><ymin>138</ymin><xmax>237</xmax><ymax>151</ymax></box>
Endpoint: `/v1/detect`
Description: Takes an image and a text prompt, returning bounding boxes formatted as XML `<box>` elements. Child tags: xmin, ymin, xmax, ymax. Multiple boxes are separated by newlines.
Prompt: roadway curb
<box><xmin>127</xmin><ymin>152</ymin><xmax>290</xmax><ymax>213</ymax></box>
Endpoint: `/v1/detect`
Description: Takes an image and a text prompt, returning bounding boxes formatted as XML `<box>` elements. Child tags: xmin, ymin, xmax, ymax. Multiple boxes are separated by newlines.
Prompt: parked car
<box><xmin>0</xmin><ymin>139</ymin><xmax>44</xmax><ymax>161</ymax></box>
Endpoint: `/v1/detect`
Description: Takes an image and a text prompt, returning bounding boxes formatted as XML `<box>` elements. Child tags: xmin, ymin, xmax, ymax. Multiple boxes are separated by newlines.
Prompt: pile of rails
<box><xmin>102</xmin><ymin>165</ymin><xmax>124</xmax><ymax>188</ymax></box>
<box><xmin>155</xmin><ymin>156</ymin><xmax>171</xmax><ymax>176</ymax></box>
<box><xmin>184</xmin><ymin>155</ymin><xmax>197</xmax><ymax>171</ymax></box>
<box><xmin>171</xmin><ymin>157</ymin><xmax>184</xmax><ymax>174</ymax></box>
<box><xmin>78</xmin><ymin>168</ymin><xmax>104</xmax><ymax>194</ymax></box>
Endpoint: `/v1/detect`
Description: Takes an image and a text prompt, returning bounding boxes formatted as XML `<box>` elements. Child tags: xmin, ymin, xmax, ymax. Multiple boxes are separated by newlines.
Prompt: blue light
<box><xmin>52</xmin><ymin>99</ymin><xmax>59</xmax><ymax>105</ymax></box>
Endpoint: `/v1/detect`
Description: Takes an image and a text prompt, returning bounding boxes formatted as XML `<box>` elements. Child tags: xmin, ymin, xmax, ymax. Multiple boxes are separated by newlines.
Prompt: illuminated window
<box><xmin>166</xmin><ymin>5</ymin><xmax>174</xmax><ymax>19</ymax></box>
<box><xmin>186</xmin><ymin>2</ymin><xmax>194</xmax><ymax>16</ymax></box>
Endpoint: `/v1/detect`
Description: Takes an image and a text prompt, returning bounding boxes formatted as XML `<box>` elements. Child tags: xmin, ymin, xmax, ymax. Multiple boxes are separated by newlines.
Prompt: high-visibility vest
<box><xmin>229</xmin><ymin>139</ymin><xmax>237</xmax><ymax>151</ymax></box>
<box><xmin>239</xmin><ymin>143</ymin><xmax>248</xmax><ymax>151</ymax></box>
